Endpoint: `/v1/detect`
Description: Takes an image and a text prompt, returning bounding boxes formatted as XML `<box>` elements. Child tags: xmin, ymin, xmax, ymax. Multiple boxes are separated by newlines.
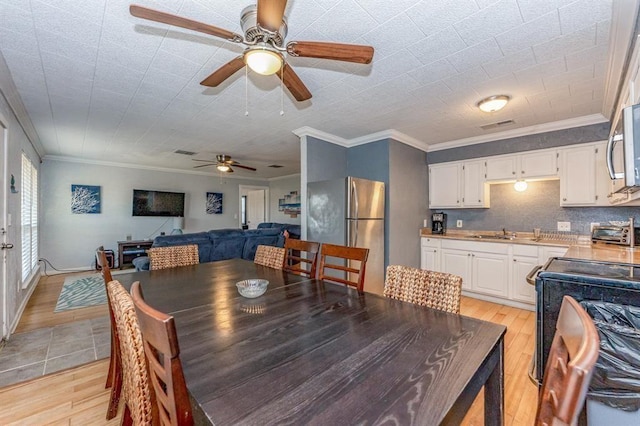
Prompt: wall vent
<box><xmin>268</xmin><ymin>164</ymin><xmax>284</xmax><ymax>168</ymax></box>
<box><xmin>174</xmin><ymin>149</ymin><xmax>197</xmax><ymax>156</ymax></box>
<box><xmin>480</xmin><ymin>120</ymin><xmax>515</xmax><ymax>130</ymax></box>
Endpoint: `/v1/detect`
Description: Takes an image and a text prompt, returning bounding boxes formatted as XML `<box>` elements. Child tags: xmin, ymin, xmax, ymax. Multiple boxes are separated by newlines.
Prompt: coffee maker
<box><xmin>431</xmin><ymin>212</ymin><xmax>447</xmax><ymax>234</ymax></box>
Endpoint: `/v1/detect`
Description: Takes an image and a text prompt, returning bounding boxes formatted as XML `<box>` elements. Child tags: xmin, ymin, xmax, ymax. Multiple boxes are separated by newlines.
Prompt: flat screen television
<box><xmin>132</xmin><ymin>189</ymin><xmax>185</xmax><ymax>217</ymax></box>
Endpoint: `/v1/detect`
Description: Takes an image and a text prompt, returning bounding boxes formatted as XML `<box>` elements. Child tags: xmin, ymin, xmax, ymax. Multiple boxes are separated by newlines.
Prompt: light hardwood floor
<box><xmin>2</xmin><ymin>272</ymin><xmax>538</xmax><ymax>424</ymax></box>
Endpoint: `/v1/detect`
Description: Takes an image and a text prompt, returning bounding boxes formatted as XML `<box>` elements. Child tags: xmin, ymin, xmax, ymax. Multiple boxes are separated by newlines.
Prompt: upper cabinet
<box><xmin>559</xmin><ymin>144</ymin><xmax>598</xmax><ymax>206</ymax></box>
<box><xmin>485</xmin><ymin>149</ymin><xmax>558</xmax><ymax>182</ymax></box>
<box><xmin>429</xmin><ymin>161</ymin><xmax>488</xmax><ymax>209</ymax></box>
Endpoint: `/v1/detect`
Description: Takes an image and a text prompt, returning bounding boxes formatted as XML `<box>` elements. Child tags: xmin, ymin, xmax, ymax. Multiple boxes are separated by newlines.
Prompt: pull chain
<box><xmin>280</xmin><ymin>66</ymin><xmax>284</xmax><ymax>116</ymax></box>
<box><xmin>245</xmin><ymin>65</ymin><xmax>249</xmax><ymax>116</ymax></box>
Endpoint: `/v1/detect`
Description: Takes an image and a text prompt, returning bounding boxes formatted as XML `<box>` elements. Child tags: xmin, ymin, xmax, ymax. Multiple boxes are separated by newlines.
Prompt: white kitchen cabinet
<box><xmin>420</xmin><ymin>238</ymin><xmax>441</xmax><ymax>271</ymax></box>
<box><xmin>559</xmin><ymin>144</ymin><xmax>597</xmax><ymax>206</ymax></box>
<box><xmin>429</xmin><ymin>163</ymin><xmax>461</xmax><ymax>208</ymax></box>
<box><xmin>462</xmin><ymin>160</ymin><xmax>489</xmax><ymax>207</ymax></box>
<box><xmin>441</xmin><ymin>248</ymin><xmax>472</xmax><ymax>291</ymax></box>
<box><xmin>510</xmin><ymin>244</ymin><xmax>539</xmax><ymax>305</ymax></box>
<box><xmin>471</xmin><ymin>251</ymin><xmax>509</xmax><ymax>298</ymax></box>
<box><xmin>429</xmin><ymin>161</ymin><xmax>488</xmax><ymax>209</ymax></box>
<box><xmin>519</xmin><ymin>149</ymin><xmax>558</xmax><ymax>178</ymax></box>
<box><xmin>485</xmin><ymin>155</ymin><xmax>517</xmax><ymax>181</ymax></box>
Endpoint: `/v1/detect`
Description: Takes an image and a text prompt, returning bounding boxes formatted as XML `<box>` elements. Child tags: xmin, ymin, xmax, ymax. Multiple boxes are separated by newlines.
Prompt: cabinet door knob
<box><xmin>512</xmin><ymin>171</ymin><xmax>516</xmax><ymax>175</ymax></box>
<box><xmin>563</xmin><ymin>198</ymin><xmax>567</xmax><ymax>201</ymax></box>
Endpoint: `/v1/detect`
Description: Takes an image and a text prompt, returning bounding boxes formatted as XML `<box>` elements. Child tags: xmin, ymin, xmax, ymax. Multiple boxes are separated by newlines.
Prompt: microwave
<box><xmin>607</xmin><ymin>104</ymin><xmax>640</xmax><ymax>194</ymax></box>
<box><xmin>591</xmin><ymin>221</ymin><xmax>639</xmax><ymax>246</ymax></box>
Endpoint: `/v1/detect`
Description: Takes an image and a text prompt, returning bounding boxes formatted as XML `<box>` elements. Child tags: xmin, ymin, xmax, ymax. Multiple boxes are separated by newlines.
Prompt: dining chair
<box><xmin>131</xmin><ymin>281</ymin><xmax>194</xmax><ymax>426</ymax></box>
<box><xmin>96</xmin><ymin>246</ymin><xmax>121</xmax><ymax>420</ymax></box>
<box><xmin>283</xmin><ymin>239</ymin><xmax>320</xmax><ymax>278</ymax></box>
<box><xmin>148</xmin><ymin>244</ymin><xmax>199</xmax><ymax>270</ymax></box>
<box><xmin>253</xmin><ymin>245</ymin><xmax>286</xmax><ymax>269</ymax></box>
<box><xmin>106</xmin><ymin>280</ymin><xmax>155</xmax><ymax>425</ymax></box>
<box><xmin>535</xmin><ymin>295</ymin><xmax>600</xmax><ymax>426</ymax></box>
<box><xmin>318</xmin><ymin>243</ymin><xmax>369</xmax><ymax>292</ymax></box>
<box><xmin>383</xmin><ymin>265</ymin><xmax>463</xmax><ymax>314</ymax></box>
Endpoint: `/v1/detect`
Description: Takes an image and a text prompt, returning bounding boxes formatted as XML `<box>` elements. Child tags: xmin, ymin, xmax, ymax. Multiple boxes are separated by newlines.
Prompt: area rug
<box><xmin>54</xmin><ymin>274</ymin><xmax>106</xmax><ymax>312</ymax></box>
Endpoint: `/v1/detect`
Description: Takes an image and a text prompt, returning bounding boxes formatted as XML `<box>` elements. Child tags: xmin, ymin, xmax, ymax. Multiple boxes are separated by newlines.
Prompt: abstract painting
<box><xmin>278</xmin><ymin>190</ymin><xmax>301</xmax><ymax>217</ymax></box>
<box><xmin>206</xmin><ymin>192</ymin><xmax>223</xmax><ymax>214</ymax></box>
<box><xmin>71</xmin><ymin>184</ymin><xmax>101</xmax><ymax>214</ymax></box>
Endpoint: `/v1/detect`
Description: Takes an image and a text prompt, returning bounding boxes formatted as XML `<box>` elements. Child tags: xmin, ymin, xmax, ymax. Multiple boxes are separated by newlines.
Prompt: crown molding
<box><xmin>426</xmin><ymin>113</ymin><xmax>609</xmax><ymax>152</ymax></box>
<box><xmin>43</xmin><ymin>155</ymin><xmax>271</xmax><ymax>181</ymax></box>
<box><xmin>292</xmin><ymin>127</ymin><xmax>349</xmax><ymax>146</ymax></box>
<box><xmin>349</xmin><ymin>129</ymin><xmax>428</xmax><ymax>151</ymax></box>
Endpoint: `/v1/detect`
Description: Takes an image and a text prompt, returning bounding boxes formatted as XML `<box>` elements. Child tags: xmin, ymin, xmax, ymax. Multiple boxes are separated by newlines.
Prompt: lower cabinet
<box><xmin>421</xmin><ymin>237</ymin><xmax>570</xmax><ymax>310</ymax></box>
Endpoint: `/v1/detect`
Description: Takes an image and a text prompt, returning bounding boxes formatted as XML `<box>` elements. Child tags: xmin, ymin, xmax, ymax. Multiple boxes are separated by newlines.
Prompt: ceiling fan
<box><xmin>193</xmin><ymin>155</ymin><xmax>257</xmax><ymax>173</ymax></box>
<box><xmin>129</xmin><ymin>0</ymin><xmax>374</xmax><ymax>101</ymax></box>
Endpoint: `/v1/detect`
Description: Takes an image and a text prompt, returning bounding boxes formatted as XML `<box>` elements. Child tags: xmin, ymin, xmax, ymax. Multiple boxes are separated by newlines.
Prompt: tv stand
<box><xmin>118</xmin><ymin>240</ymin><xmax>153</xmax><ymax>269</ymax></box>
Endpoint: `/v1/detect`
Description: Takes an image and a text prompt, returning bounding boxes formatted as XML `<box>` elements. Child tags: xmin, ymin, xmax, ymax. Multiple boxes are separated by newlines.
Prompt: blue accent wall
<box><xmin>306</xmin><ymin>136</ymin><xmax>347</xmax><ymax>182</ymax></box>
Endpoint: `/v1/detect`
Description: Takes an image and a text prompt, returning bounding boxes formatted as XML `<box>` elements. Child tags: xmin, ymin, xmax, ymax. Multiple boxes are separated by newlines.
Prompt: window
<box><xmin>241</xmin><ymin>195</ymin><xmax>247</xmax><ymax>227</ymax></box>
<box><xmin>21</xmin><ymin>153</ymin><xmax>38</xmax><ymax>282</ymax></box>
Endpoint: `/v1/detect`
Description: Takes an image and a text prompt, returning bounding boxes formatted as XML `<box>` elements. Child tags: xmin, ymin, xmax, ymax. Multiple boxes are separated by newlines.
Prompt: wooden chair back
<box><xmin>535</xmin><ymin>295</ymin><xmax>600</xmax><ymax>426</ymax></box>
<box><xmin>318</xmin><ymin>243</ymin><xmax>369</xmax><ymax>292</ymax></box>
<box><xmin>253</xmin><ymin>245</ymin><xmax>286</xmax><ymax>269</ymax></box>
<box><xmin>96</xmin><ymin>246</ymin><xmax>120</xmax><ymax>420</ymax></box>
<box><xmin>283</xmin><ymin>239</ymin><xmax>320</xmax><ymax>278</ymax></box>
<box><xmin>148</xmin><ymin>244</ymin><xmax>199</xmax><ymax>270</ymax></box>
<box><xmin>106</xmin><ymin>280</ymin><xmax>155</xmax><ymax>425</ymax></box>
<box><xmin>384</xmin><ymin>265</ymin><xmax>463</xmax><ymax>314</ymax></box>
<box><xmin>131</xmin><ymin>282</ymin><xmax>193</xmax><ymax>426</ymax></box>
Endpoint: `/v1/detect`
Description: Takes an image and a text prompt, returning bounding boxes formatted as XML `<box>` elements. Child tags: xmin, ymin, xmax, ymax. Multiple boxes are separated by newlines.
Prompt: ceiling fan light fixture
<box><xmin>244</xmin><ymin>45</ymin><xmax>283</xmax><ymax>75</ymax></box>
<box><xmin>477</xmin><ymin>95</ymin><xmax>510</xmax><ymax>113</ymax></box>
<box><xmin>217</xmin><ymin>164</ymin><xmax>231</xmax><ymax>172</ymax></box>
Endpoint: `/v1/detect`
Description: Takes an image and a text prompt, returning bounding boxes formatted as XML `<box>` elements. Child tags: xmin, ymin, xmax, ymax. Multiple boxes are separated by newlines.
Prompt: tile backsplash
<box><xmin>432</xmin><ymin>180</ymin><xmax>640</xmax><ymax>235</ymax></box>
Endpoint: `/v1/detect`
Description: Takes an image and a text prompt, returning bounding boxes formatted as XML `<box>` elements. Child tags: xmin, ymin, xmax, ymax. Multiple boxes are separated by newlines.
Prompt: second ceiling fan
<box><xmin>193</xmin><ymin>155</ymin><xmax>256</xmax><ymax>173</ymax></box>
<box><xmin>130</xmin><ymin>0</ymin><xmax>374</xmax><ymax>101</ymax></box>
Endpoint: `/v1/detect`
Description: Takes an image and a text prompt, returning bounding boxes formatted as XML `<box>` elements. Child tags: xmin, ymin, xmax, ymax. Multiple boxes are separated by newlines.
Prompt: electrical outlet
<box><xmin>557</xmin><ymin>221</ymin><xmax>571</xmax><ymax>232</ymax></box>
<box><xmin>590</xmin><ymin>222</ymin><xmax>600</xmax><ymax>232</ymax></box>
<box><xmin>456</xmin><ymin>220</ymin><xmax>463</xmax><ymax>228</ymax></box>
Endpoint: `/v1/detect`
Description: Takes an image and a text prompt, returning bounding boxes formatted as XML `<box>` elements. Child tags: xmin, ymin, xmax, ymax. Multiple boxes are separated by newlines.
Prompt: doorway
<box><xmin>239</xmin><ymin>185</ymin><xmax>269</xmax><ymax>229</ymax></box>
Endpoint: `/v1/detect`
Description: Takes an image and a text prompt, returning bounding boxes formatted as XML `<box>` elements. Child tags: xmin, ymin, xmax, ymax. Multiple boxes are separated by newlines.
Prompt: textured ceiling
<box><xmin>0</xmin><ymin>0</ymin><xmax>623</xmax><ymax>178</ymax></box>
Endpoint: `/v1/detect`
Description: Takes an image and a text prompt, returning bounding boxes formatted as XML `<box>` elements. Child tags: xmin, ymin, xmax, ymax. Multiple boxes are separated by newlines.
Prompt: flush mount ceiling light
<box><xmin>514</xmin><ymin>180</ymin><xmax>528</xmax><ymax>192</ymax></box>
<box><xmin>244</xmin><ymin>44</ymin><xmax>284</xmax><ymax>75</ymax></box>
<box><xmin>477</xmin><ymin>95</ymin><xmax>510</xmax><ymax>113</ymax></box>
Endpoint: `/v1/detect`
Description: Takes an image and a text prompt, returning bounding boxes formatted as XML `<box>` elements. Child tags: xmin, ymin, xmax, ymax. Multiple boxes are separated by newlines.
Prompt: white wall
<box><xmin>40</xmin><ymin>159</ymin><xmax>269</xmax><ymax>270</ymax></box>
<box><xmin>269</xmin><ymin>174</ymin><xmax>301</xmax><ymax>225</ymax></box>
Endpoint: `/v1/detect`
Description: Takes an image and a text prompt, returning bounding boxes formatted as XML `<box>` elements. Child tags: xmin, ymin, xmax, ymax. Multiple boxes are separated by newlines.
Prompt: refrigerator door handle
<box><xmin>351</xmin><ymin>179</ymin><xmax>358</xmax><ymax>220</ymax></box>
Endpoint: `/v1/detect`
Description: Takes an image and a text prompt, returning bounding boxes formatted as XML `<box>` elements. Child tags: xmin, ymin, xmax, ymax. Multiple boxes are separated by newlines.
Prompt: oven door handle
<box><xmin>526</xmin><ymin>265</ymin><xmax>542</xmax><ymax>286</ymax></box>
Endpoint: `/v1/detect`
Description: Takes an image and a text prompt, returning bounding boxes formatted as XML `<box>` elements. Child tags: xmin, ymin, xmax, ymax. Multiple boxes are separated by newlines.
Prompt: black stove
<box><xmin>532</xmin><ymin>257</ymin><xmax>640</xmax><ymax>384</ymax></box>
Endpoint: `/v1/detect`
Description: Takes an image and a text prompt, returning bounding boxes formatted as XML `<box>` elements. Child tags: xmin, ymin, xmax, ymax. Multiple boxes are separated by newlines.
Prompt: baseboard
<box><xmin>9</xmin><ymin>270</ymin><xmax>41</xmax><ymax>335</ymax></box>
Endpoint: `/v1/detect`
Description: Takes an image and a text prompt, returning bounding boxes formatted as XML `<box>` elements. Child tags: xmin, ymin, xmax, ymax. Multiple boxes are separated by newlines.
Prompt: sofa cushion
<box><xmin>208</xmin><ymin>229</ymin><xmax>247</xmax><ymax>261</ymax></box>
<box><xmin>153</xmin><ymin>232</ymin><xmax>212</xmax><ymax>263</ymax></box>
<box><xmin>242</xmin><ymin>228</ymin><xmax>283</xmax><ymax>260</ymax></box>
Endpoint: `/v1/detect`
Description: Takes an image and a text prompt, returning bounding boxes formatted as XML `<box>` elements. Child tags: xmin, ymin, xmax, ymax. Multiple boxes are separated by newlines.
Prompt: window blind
<box><xmin>21</xmin><ymin>154</ymin><xmax>38</xmax><ymax>282</ymax></box>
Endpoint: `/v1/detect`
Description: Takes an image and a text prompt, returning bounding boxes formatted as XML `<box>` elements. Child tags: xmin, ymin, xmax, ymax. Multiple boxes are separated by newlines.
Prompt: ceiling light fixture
<box><xmin>477</xmin><ymin>95</ymin><xmax>510</xmax><ymax>113</ymax></box>
<box><xmin>514</xmin><ymin>180</ymin><xmax>528</xmax><ymax>192</ymax></box>
<box><xmin>217</xmin><ymin>164</ymin><xmax>231</xmax><ymax>172</ymax></box>
<box><xmin>244</xmin><ymin>44</ymin><xmax>283</xmax><ymax>75</ymax></box>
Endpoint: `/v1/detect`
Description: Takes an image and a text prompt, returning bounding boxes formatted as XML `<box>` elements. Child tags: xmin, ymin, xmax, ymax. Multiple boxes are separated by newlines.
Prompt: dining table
<box><xmin>115</xmin><ymin>258</ymin><xmax>506</xmax><ymax>425</ymax></box>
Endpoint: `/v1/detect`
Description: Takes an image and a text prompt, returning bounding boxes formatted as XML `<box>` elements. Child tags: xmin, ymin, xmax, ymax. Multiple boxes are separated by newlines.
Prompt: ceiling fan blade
<box><xmin>287</xmin><ymin>41</ymin><xmax>374</xmax><ymax>64</ymax></box>
<box><xmin>192</xmin><ymin>159</ymin><xmax>216</xmax><ymax>162</ymax></box>
<box><xmin>257</xmin><ymin>0</ymin><xmax>288</xmax><ymax>33</ymax></box>
<box><xmin>130</xmin><ymin>5</ymin><xmax>244</xmax><ymax>43</ymax></box>
<box><xmin>200</xmin><ymin>56</ymin><xmax>245</xmax><ymax>87</ymax></box>
<box><xmin>193</xmin><ymin>164</ymin><xmax>214</xmax><ymax>169</ymax></box>
<box><xmin>279</xmin><ymin>63</ymin><xmax>312</xmax><ymax>102</ymax></box>
<box><xmin>233</xmin><ymin>164</ymin><xmax>257</xmax><ymax>171</ymax></box>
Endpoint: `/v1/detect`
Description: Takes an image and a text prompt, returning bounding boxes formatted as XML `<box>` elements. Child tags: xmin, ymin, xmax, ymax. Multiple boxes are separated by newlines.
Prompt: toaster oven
<box><xmin>591</xmin><ymin>219</ymin><xmax>639</xmax><ymax>246</ymax></box>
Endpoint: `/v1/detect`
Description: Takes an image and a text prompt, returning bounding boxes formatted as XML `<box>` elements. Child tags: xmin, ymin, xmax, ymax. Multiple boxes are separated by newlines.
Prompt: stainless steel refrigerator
<box><xmin>307</xmin><ymin>177</ymin><xmax>385</xmax><ymax>295</ymax></box>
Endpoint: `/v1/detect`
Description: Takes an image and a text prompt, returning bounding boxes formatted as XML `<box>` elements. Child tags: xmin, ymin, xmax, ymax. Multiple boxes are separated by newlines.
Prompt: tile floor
<box><xmin>0</xmin><ymin>316</ymin><xmax>110</xmax><ymax>387</ymax></box>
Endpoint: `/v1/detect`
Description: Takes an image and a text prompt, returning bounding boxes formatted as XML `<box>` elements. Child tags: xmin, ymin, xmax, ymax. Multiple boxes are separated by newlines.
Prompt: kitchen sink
<box><xmin>466</xmin><ymin>234</ymin><xmax>517</xmax><ymax>241</ymax></box>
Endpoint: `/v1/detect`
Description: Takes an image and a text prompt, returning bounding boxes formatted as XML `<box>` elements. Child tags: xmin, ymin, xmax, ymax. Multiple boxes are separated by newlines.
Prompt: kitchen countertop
<box><xmin>420</xmin><ymin>228</ymin><xmax>640</xmax><ymax>265</ymax></box>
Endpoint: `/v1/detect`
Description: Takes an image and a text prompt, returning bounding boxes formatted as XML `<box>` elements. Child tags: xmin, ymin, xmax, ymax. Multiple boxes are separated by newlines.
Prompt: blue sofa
<box><xmin>133</xmin><ymin>223</ymin><xmax>300</xmax><ymax>271</ymax></box>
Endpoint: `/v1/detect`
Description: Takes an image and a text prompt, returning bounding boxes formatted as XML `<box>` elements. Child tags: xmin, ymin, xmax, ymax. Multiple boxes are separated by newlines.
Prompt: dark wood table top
<box><xmin>116</xmin><ymin>258</ymin><xmax>506</xmax><ymax>425</ymax></box>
